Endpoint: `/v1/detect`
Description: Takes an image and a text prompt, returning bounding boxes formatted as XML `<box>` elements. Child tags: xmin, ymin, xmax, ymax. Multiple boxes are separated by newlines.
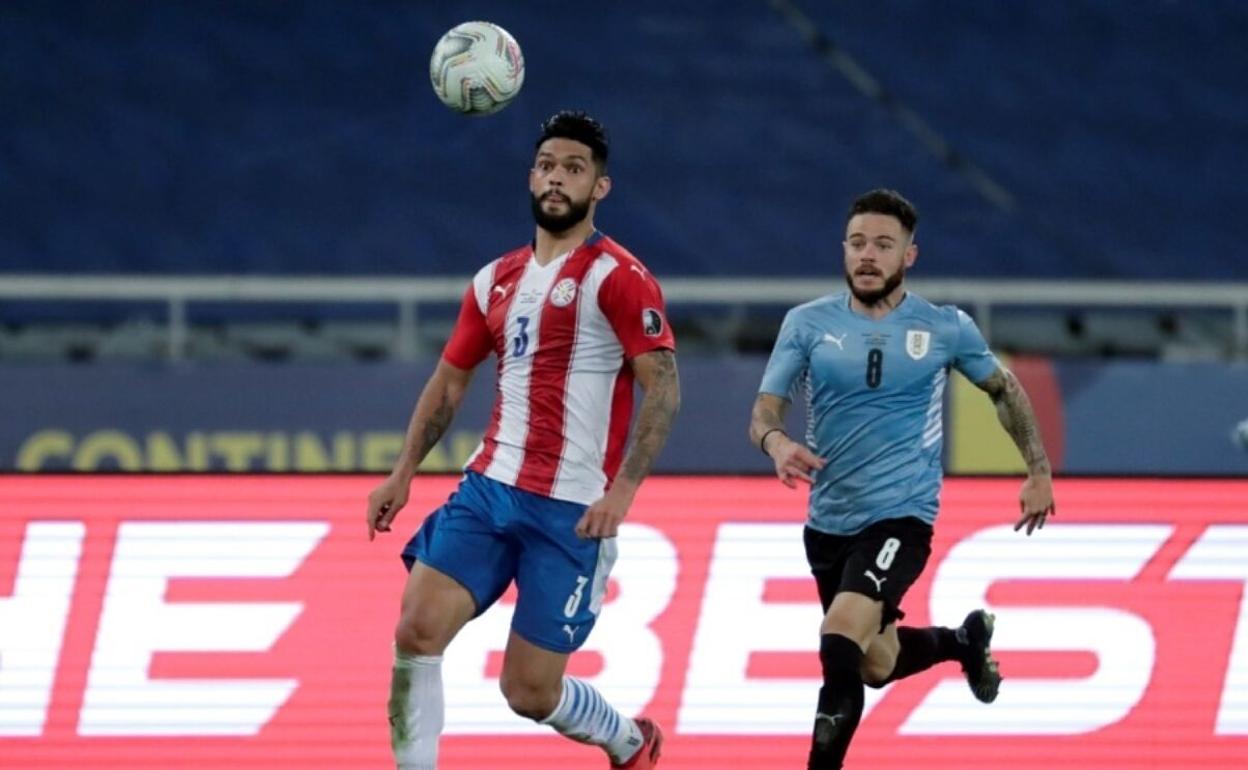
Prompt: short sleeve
<box><xmin>441</xmin><ymin>283</ymin><xmax>493</xmax><ymax>369</ymax></box>
<box><xmin>758</xmin><ymin>308</ymin><xmax>809</xmax><ymax>400</ymax></box>
<box><xmin>951</xmin><ymin>307</ymin><xmax>1000</xmax><ymax>384</ymax></box>
<box><xmin>597</xmin><ymin>261</ymin><xmax>676</xmax><ymax>358</ymax></box>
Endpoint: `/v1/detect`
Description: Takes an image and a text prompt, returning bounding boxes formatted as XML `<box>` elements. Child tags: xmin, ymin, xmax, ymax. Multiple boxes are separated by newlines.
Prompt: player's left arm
<box><xmin>976</xmin><ymin>366</ymin><xmax>1056</xmax><ymax>535</ymax></box>
<box><xmin>575</xmin><ymin>349</ymin><xmax>680</xmax><ymax>539</ymax></box>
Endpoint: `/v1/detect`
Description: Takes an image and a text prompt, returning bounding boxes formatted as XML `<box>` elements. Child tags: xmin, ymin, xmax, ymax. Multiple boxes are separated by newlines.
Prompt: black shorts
<box><xmin>803</xmin><ymin>516</ymin><xmax>933</xmax><ymax>630</ymax></box>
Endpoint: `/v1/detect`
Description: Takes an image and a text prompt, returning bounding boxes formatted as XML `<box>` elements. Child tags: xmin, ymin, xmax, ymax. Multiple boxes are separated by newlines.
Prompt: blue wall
<box><xmin>3</xmin><ymin>1</ymin><xmax>1245</xmax><ymax>279</ymax></box>
<box><xmin>4</xmin><ymin>358</ymin><xmax>1246</xmax><ymax>475</ymax></box>
<box><xmin>1057</xmin><ymin>361</ymin><xmax>1248</xmax><ymax>474</ymax></box>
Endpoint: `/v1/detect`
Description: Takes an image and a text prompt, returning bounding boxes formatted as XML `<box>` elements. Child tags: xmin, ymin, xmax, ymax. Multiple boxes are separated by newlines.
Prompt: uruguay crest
<box><xmin>906</xmin><ymin>329</ymin><xmax>931</xmax><ymax>360</ymax></box>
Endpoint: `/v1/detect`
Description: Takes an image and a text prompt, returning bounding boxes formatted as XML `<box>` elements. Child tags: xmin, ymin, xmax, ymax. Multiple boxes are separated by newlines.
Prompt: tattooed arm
<box><xmin>366</xmin><ymin>358</ymin><xmax>476</xmax><ymax>540</ymax></box>
<box><xmin>976</xmin><ymin>366</ymin><xmax>1056</xmax><ymax>535</ymax></box>
<box><xmin>750</xmin><ymin>393</ymin><xmax>825</xmax><ymax>488</ymax></box>
<box><xmin>615</xmin><ymin>350</ymin><xmax>681</xmax><ymax>492</ymax></box>
<box><xmin>575</xmin><ymin>349</ymin><xmax>681</xmax><ymax>539</ymax></box>
<box><xmin>749</xmin><ymin>392</ymin><xmax>789</xmax><ymax>450</ymax></box>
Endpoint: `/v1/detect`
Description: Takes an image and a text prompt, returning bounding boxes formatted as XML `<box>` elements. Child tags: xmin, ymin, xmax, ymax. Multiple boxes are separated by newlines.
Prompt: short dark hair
<box><xmin>847</xmin><ymin>189</ymin><xmax>918</xmax><ymax>235</ymax></box>
<box><xmin>536</xmin><ymin>110</ymin><xmax>609</xmax><ymax>171</ymax></box>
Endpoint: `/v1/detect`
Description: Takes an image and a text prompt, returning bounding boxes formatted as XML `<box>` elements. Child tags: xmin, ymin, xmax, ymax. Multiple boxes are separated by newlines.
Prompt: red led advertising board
<box><xmin>2</xmin><ymin>476</ymin><xmax>1245</xmax><ymax>768</ymax></box>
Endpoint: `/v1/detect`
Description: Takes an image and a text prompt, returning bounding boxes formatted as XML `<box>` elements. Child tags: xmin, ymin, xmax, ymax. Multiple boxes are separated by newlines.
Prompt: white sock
<box><xmin>539</xmin><ymin>676</ymin><xmax>644</xmax><ymax>764</ymax></box>
<box><xmin>389</xmin><ymin>649</ymin><xmax>444</xmax><ymax>770</ymax></box>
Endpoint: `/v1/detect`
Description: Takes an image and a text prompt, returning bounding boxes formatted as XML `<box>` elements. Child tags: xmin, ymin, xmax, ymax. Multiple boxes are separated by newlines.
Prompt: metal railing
<box><xmin>3</xmin><ymin>275</ymin><xmax>1247</xmax><ymax>360</ymax></box>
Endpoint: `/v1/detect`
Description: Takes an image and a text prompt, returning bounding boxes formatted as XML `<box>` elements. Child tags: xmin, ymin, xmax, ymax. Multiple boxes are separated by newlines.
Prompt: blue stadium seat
<box><xmin>1</xmin><ymin>1</ymin><xmax>1244</xmax><ymax>279</ymax></box>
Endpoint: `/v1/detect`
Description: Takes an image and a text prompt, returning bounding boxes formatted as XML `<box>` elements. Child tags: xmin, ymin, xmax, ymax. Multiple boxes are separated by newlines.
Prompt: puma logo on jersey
<box><xmin>629</xmin><ymin>264</ymin><xmax>648</xmax><ymax>279</ymax></box>
<box><xmin>822</xmin><ymin>332</ymin><xmax>847</xmax><ymax>350</ymax></box>
<box><xmin>562</xmin><ymin>624</ymin><xmax>580</xmax><ymax>643</ymax></box>
<box><xmin>864</xmin><ymin>569</ymin><xmax>887</xmax><ymax>592</ymax></box>
<box><xmin>492</xmin><ymin>284</ymin><xmax>510</xmax><ymax>299</ymax></box>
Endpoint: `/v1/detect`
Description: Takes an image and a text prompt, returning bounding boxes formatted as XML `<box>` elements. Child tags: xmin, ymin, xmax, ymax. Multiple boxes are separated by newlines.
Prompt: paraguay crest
<box><xmin>548</xmin><ymin>277</ymin><xmax>578</xmax><ymax>307</ymax></box>
<box><xmin>906</xmin><ymin>329</ymin><xmax>931</xmax><ymax>360</ymax></box>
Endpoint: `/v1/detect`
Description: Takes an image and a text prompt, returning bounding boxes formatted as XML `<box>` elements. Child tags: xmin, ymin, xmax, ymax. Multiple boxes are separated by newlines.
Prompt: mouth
<box><xmin>542</xmin><ymin>193</ymin><xmax>570</xmax><ymax>205</ymax></box>
<box><xmin>854</xmin><ymin>268</ymin><xmax>883</xmax><ymax>279</ymax></box>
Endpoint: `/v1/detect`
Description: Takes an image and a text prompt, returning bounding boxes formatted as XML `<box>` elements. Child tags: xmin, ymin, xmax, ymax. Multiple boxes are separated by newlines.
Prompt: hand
<box><xmin>766</xmin><ymin>433</ymin><xmax>826</xmax><ymax>489</ymax></box>
<box><xmin>575</xmin><ymin>485</ymin><xmax>633</xmax><ymax>539</ymax></box>
<box><xmin>366</xmin><ymin>471</ymin><xmax>412</xmax><ymax>541</ymax></box>
<box><xmin>1014</xmin><ymin>474</ymin><xmax>1055</xmax><ymax>536</ymax></box>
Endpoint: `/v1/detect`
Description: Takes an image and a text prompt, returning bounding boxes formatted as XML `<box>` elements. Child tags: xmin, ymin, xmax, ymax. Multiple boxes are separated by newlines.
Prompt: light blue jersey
<box><xmin>759</xmin><ymin>291</ymin><xmax>1000</xmax><ymax>535</ymax></box>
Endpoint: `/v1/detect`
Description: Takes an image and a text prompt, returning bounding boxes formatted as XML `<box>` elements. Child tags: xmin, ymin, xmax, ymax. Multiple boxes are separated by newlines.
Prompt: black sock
<box><xmin>881</xmin><ymin>626</ymin><xmax>961</xmax><ymax>684</ymax></box>
<box><xmin>808</xmin><ymin>633</ymin><xmax>864</xmax><ymax>770</ymax></box>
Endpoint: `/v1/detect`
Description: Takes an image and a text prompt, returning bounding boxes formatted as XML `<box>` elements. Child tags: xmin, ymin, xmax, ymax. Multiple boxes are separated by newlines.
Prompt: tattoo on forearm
<box><xmin>619</xmin><ymin>352</ymin><xmax>680</xmax><ymax>485</ymax></box>
<box><xmin>750</xmin><ymin>395</ymin><xmax>789</xmax><ymax>446</ymax></box>
<box><xmin>414</xmin><ymin>392</ymin><xmax>455</xmax><ymax>461</ymax></box>
<box><xmin>985</xmin><ymin>370</ymin><xmax>1051</xmax><ymax>475</ymax></box>
<box><xmin>755</xmin><ymin>406</ymin><xmax>781</xmax><ymax>431</ymax></box>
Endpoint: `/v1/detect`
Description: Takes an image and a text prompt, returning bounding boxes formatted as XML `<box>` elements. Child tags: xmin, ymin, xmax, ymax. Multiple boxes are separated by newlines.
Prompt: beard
<box><xmin>845</xmin><ymin>264</ymin><xmax>905</xmax><ymax>306</ymax></box>
<box><xmin>530</xmin><ymin>191</ymin><xmax>591</xmax><ymax>234</ymax></box>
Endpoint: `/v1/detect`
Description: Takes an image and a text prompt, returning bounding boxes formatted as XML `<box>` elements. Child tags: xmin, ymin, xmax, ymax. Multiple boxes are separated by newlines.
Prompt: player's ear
<box><xmin>905</xmin><ymin>241</ymin><xmax>918</xmax><ymax>269</ymax></box>
<box><xmin>592</xmin><ymin>174</ymin><xmax>612</xmax><ymax>202</ymax></box>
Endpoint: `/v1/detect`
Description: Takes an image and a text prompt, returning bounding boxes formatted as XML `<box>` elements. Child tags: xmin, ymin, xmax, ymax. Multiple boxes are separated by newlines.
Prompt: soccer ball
<box><xmin>429</xmin><ymin>21</ymin><xmax>525</xmax><ymax>116</ymax></box>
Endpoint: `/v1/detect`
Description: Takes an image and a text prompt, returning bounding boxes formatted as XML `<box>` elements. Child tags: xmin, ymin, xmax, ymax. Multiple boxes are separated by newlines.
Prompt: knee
<box><xmin>860</xmin><ymin>655</ymin><xmax>895</xmax><ymax>688</ymax></box>
<box><xmin>820</xmin><ymin>603</ymin><xmax>880</xmax><ymax>650</ymax></box>
<box><xmin>394</xmin><ymin>605</ymin><xmax>452</xmax><ymax>656</ymax></box>
<box><xmin>499</xmin><ymin>676</ymin><xmax>560</xmax><ymax>721</ymax></box>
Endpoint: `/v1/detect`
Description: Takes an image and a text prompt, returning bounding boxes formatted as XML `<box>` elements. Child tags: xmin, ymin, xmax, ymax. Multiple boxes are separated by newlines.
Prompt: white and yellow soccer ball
<box><xmin>429</xmin><ymin>21</ymin><xmax>525</xmax><ymax>116</ymax></box>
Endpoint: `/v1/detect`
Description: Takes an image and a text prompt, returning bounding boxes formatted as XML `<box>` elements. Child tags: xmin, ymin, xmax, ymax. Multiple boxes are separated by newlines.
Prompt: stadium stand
<box><xmin>1</xmin><ymin>1</ymin><xmax>1245</xmax><ymax>360</ymax></box>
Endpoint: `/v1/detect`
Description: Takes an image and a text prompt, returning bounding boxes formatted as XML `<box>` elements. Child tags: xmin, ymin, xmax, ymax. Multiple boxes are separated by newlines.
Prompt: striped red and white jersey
<box><xmin>442</xmin><ymin>231</ymin><xmax>676</xmax><ymax>505</ymax></box>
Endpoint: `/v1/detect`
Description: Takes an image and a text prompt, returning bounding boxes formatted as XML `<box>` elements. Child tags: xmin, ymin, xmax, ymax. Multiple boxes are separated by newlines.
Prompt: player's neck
<box><xmin>533</xmin><ymin>221</ymin><xmax>596</xmax><ymax>266</ymax></box>
<box><xmin>849</xmin><ymin>287</ymin><xmax>908</xmax><ymax>320</ymax></box>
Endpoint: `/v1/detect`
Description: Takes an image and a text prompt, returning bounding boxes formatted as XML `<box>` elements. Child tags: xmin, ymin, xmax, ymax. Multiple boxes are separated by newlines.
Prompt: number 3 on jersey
<box><xmin>512</xmin><ymin>316</ymin><xmax>530</xmax><ymax>357</ymax></box>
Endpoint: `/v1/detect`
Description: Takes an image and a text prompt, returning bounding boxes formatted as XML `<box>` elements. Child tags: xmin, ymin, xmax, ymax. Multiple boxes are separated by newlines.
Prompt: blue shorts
<box><xmin>401</xmin><ymin>471</ymin><xmax>617</xmax><ymax>653</ymax></box>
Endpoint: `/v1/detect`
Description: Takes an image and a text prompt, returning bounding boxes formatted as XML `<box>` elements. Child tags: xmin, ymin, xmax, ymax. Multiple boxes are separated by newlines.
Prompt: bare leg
<box><xmin>861</xmin><ymin>623</ymin><xmax>900</xmax><ymax>686</ymax></box>
<box><xmin>501</xmin><ymin>631</ymin><xmax>647</xmax><ymax>765</ymax></box>
<box><xmin>390</xmin><ymin>562</ymin><xmax>476</xmax><ymax>770</ymax></box>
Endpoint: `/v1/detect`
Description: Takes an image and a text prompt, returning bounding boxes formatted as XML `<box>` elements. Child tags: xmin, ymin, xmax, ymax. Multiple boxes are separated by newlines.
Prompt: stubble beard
<box><xmin>530</xmin><ymin>191</ymin><xmax>591</xmax><ymax>235</ymax></box>
<box><xmin>845</xmin><ymin>265</ymin><xmax>906</xmax><ymax>306</ymax></box>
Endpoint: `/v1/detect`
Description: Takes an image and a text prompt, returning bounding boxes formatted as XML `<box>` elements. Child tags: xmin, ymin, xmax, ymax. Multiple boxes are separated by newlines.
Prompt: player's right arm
<box><xmin>750</xmin><ymin>393</ymin><xmax>825</xmax><ymax>488</ymax></box>
<box><xmin>751</xmin><ymin>307</ymin><xmax>825</xmax><ymax>488</ymax></box>
<box><xmin>367</xmin><ymin>277</ymin><xmax>494</xmax><ymax>540</ymax></box>
<box><xmin>367</xmin><ymin>359</ymin><xmax>477</xmax><ymax>540</ymax></box>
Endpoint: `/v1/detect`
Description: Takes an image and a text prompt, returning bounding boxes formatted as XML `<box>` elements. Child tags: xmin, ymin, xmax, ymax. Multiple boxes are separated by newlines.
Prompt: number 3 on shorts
<box><xmin>563</xmin><ymin>575</ymin><xmax>589</xmax><ymax>618</ymax></box>
<box><xmin>876</xmin><ymin>537</ymin><xmax>901</xmax><ymax>571</ymax></box>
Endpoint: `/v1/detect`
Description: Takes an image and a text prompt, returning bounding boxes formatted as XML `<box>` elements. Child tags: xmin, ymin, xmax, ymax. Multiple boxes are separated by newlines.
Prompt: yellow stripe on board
<box><xmin>949</xmin><ymin>354</ymin><xmax>1026</xmax><ymax>473</ymax></box>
